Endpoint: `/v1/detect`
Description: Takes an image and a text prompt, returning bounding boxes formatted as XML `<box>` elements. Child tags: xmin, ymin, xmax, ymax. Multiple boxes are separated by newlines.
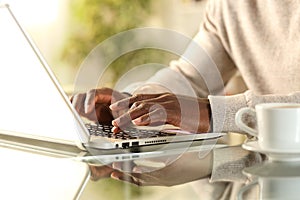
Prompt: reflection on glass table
<box><xmin>238</xmin><ymin>161</ymin><xmax>300</xmax><ymax>200</ymax></box>
<box><xmin>0</xmin><ymin>144</ymin><xmax>90</xmax><ymax>200</ymax></box>
<box><xmin>243</xmin><ymin>140</ymin><xmax>300</xmax><ymax>162</ymax></box>
<box><xmin>78</xmin><ymin>144</ymin><xmax>228</xmax><ymax>188</ymax></box>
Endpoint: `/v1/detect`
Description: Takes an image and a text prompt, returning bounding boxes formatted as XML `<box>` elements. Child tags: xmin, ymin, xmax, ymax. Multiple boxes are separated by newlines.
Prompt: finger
<box><xmin>112</xmin><ymin>171</ymin><xmax>160</xmax><ymax>186</ymax></box>
<box><xmin>133</xmin><ymin>165</ymin><xmax>160</xmax><ymax>174</ymax></box>
<box><xmin>110</xmin><ymin>171</ymin><xmax>142</xmax><ymax>186</ymax></box>
<box><xmin>111</xmin><ymin>126</ymin><xmax>121</xmax><ymax>133</ymax></box>
<box><xmin>89</xmin><ymin>165</ymin><xmax>114</xmax><ymax>181</ymax></box>
<box><xmin>112</xmin><ymin>103</ymin><xmax>152</xmax><ymax>129</ymax></box>
<box><xmin>111</xmin><ymin>109</ymin><xmax>128</xmax><ymax>122</ymax></box>
<box><xmin>93</xmin><ymin>104</ymin><xmax>113</xmax><ymax>124</ymax></box>
<box><xmin>112</xmin><ymin>112</ymin><xmax>133</xmax><ymax>130</ymax></box>
<box><xmin>71</xmin><ymin>93</ymin><xmax>87</xmax><ymax>116</ymax></box>
<box><xmin>113</xmin><ymin>102</ymin><xmax>170</xmax><ymax>128</ymax></box>
<box><xmin>112</xmin><ymin>161</ymin><xmax>122</xmax><ymax>170</ymax></box>
<box><xmin>84</xmin><ymin>90</ymin><xmax>97</xmax><ymax>114</ymax></box>
<box><xmin>110</xmin><ymin>94</ymin><xmax>162</xmax><ymax>111</ymax></box>
<box><xmin>111</xmin><ymin>89</ymin><xmax>129</xmax><ymax>103</ymax></box>
<box><xmin>132</xmin><ymin>108</ymin><xmax>167</xmax><ymax>126</ymax></box>
<box><xmin>109</xmin><ymin>97</ymin><xmax>131</xmax><ymax>111</ymax></box>
<box><xmin>85</xmin><ymin>88</ymin><xmax>119</xmax><ymax>113</ymax></box>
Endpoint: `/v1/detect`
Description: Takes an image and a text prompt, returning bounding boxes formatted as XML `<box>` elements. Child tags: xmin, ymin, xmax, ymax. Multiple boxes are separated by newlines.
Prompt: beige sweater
<box><xmin>125</xmin><ymin>0</ymin><xmax>300</xmax><ymax>133</ymax></box>
<box><xmin>188</xmin><ymin>1</ymin><xmax>300</xmax><ymax>199</ymax></box>
<box><xmin>202</xmin><ymin>0</ymin><xmax>300</xmax><ymax>133</ymax></box>
<box><xmin>123</xmin><ymin>0</ymin><xmax>300</xmax><ymax>199</ymax></box>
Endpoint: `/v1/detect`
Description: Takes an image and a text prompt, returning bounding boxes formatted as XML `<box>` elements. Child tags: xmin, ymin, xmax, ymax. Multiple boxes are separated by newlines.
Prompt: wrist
<box><xmin>198</xmin><ymin>98</ymin><xmax>212</xmax><ymax>133</ymax></box>
<box><xmin>207</xmin><ymin>101</ymin><xmax>213</xmax><ymax>132</ymax></box>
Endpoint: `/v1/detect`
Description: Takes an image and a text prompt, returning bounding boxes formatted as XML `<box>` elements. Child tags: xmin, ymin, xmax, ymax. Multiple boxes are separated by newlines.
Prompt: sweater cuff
<box><xmin>210</xmin><ymin>146</ymin><xmax>263</xmax><ymax>183</ymax></box>
<box><xmin>208</xmin><ymin>92</ymin><xmax>249</xmax><ymax>133</ymax></box>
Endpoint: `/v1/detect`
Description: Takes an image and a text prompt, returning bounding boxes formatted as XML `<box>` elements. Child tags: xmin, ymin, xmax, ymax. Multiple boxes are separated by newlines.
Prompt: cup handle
<box><xmin>235</xmin><ymin>107</ymin><xmax>258</xmax><ymax>137</ymax></box>
<box><xmin>237</xmin><ymin>180</ymin><xmax>258</xmax><ymax>200</ymax></box>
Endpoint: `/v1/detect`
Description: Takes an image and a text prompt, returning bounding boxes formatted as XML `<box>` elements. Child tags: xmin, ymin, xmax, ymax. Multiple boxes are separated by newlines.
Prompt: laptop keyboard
<box><xmin>85</xmin><ymin>123</ymin><xmax>173</xmax><ymax>140</ymax></box>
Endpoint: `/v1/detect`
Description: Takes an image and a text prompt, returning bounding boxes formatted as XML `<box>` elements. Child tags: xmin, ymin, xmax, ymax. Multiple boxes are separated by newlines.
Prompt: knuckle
<box><xmin>153</xmin><ymin>107</ymin><xmax>166</xmax><ymax>118</ymax></box>
<box><xmin>87</xmin><ymin>89</ymin><xmax>96</xmax><ymax>96</ymax></box>
<box><xmin>150</xmin><ymin>103</ymin><xmax>163</xmax><ymax>111</ymax></box>
<box><xmin>140</xmin><ymin>114</ymin><xmax>150</xmax><ymax>122</ymax></box>
<box><xmin>131</xmin><ymin>94</ymin><xmax>138</xmax><ymax>100</ymax></box>
<box><xmin>138</xmin><ymin>102</ymin><xmax>148</xmax><ymax>110</ymax></box>
<box><xmin>100</xmin><ymin>87</ymin><xmax>109</xmax><ymax>91</ymax></box>
<box><xmin>157</xmin><ymin>109</ymin><xmax>166</xmax><ymax>117</ymax></box>
<box><xmin>132</xmin><ymin>102</ymin><xmax>140</xmax><ymax>108</ymax></box>
<box><xmin>132</xmin><ymin>94</ymin><xmax>142</xmax><ymax>102</ymax></box>
<box><xmin>72</xmin><ymin>93</ymin><xmax>83</xmax><ymax>101</ymax></box>
<box><xmin>160</xmin><ymin>92</ymin><xmax>173</xmax><ymax>100</ymax></box>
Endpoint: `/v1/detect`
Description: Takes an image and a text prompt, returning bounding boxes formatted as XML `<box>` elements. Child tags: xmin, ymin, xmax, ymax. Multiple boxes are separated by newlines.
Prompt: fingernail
<box><xmin>111</xmin><ymin>126</ymin><xmax>117</xmax><ymax>133</ymax></box>
<box><xmin>133</xmin><ymin>167</ymin><xmax>142</xmax><ymax>173</ymax></box>
<box><xmin>110</xmin><ymin>172</ymin><xmax>119</xmax><ymax>180</ymax></box>
<box><xmin>130</xmin><ymin>103</ymin><xmax>136</xmax><ymax>109</ymax></box>
<box><xmin>109</xmin><ymin>103</ymin><xmax>117</xmax><ymax>110</ymax></box>
<box><xmin>112</xmin><ymin>119</ymin><xmax>119</xmax><ymax>126</ymax></box>
<box><xmin>132</xmin><ymin>118</ymin><xmax>141</xmax><ymax>125</ymax></box>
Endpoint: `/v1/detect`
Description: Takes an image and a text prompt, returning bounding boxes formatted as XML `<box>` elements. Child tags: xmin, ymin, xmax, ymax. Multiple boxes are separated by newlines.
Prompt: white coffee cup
<box><xmin>235</xmin><ymin>103</ymin><xmax>300</xmax><ymax>150</ymax></box>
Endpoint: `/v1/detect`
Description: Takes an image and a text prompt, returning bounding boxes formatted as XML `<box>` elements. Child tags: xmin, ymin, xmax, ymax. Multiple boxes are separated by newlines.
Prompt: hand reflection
<box><xmin>89</xmin><ymin>164</ymin><xmax>114</xmax><ymax>181</ymax></box>
<box><xmin>89</xmin><ymin>151</ymin><xmax>213</xmax><ymax>186</ymax></box>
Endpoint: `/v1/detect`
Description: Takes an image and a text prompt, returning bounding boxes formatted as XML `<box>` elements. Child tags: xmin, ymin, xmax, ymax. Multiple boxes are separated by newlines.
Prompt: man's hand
<box><xmin>89</xmin><ymin>165</ymin><xmax>115</xmax><ymax>181</ymax></box>
<box><xmin>70</xmin><ymin>87</ymin><xmax>129</xmax><ymax>124</ymax></box>
<box><xmin>110</xmin><ymin>93</ymin><xmax>211</xmax><ymax>133</ymax></box>
<box><xmin>89</xmin><ymin>151</ymin><xmax>213</xmax><ymax>186</ymax></box>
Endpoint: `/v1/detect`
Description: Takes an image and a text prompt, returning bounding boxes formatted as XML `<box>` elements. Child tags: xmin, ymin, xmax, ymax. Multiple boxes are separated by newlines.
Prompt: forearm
<box><xmin>122</xmin><ymin>25</ymin><xmax>237</xmax><ymax>98</ymax></box>
<box><xmin>163</xmin><ymin>150</ymin><xmax>213</xmax><ymax>186</ymax></box>
<box><xmin>184</xmin><ymin>150</ymin><xmax>213</xmax><ymax>182</ymax></box>
<box><xmin>122</xmin><ymin>67</ymin><xmax>201</xmax><ymax>96</ymax></box>
<box><xmin>210</xmin><ymin>146</ymin><xmax>263</xmax><ymax>183</ymax></box>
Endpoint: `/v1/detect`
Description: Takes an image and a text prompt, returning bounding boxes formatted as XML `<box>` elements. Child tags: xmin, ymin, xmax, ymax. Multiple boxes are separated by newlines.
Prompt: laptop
<box><xmin>0</xmin><ymin>4</ymin><xmax>225</xmax><ymax>155</ymax></box>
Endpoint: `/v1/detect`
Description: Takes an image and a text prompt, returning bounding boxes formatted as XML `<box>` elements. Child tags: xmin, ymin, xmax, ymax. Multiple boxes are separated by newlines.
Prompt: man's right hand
<box><xmin>70</xmin><ymin>87</ymin><xmax>129</xmax><ymax>124</ymax></box>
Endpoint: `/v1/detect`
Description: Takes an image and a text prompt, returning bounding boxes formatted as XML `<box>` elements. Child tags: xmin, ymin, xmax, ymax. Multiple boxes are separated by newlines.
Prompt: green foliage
<box><xmin>105</xmin><ymin>48</ymin><xmax>177</xmax><ymax>86</ymax></box>
<box><xmin>62</xmin><ymin>0</ymin><xmax>152</xmax><ymax>68</ymax></box>
<box><xmin>61</xmin><ymin>0</ymin><xmax>177</xmax><ymax>85</ymax></box>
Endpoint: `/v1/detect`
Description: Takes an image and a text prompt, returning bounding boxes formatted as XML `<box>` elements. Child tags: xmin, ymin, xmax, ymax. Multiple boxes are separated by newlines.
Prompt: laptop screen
<box><xmin>0</xmin><ymin>5</ymin><xmax>87</xmax><ymax>145</ymax></box>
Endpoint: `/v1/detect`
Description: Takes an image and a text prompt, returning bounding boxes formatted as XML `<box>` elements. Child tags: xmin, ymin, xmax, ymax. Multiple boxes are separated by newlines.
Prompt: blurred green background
<box><xmin>15</xmin><ymin>0</ymin><xmax>207</xmax><ymax>94</ymax></box>
<box><xmin>61</xmin><ymin>0</ymin><xmax>179</xmax><ymax>91</ymax></box>
<box><xmin>62</xmin><ymin>0</ymin><xmax>154</xmax><ymax>68</ymax></box>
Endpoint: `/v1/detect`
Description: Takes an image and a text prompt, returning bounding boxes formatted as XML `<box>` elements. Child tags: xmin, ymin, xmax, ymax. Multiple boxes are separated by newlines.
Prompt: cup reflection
<box><xmin>238</xmin><ymin>161</ymin><xmax>300</xmax><ymax>200</ymax></box>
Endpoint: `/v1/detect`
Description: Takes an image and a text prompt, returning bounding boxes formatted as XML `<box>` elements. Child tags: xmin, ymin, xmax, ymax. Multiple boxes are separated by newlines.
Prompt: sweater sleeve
<box><xmin>209</xmin><ymin>90</ymin><xmax>300</xmax><ymax>133</ymax></box>
<box><xmin>210</xmin><ymin>146</ymin><xmax>263</xmax><ymax>183</ymax></box>
<box><xmin>123</xmin><ymin>0</ymin><xmax>237</xmax><ymax>98</ymax></box>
